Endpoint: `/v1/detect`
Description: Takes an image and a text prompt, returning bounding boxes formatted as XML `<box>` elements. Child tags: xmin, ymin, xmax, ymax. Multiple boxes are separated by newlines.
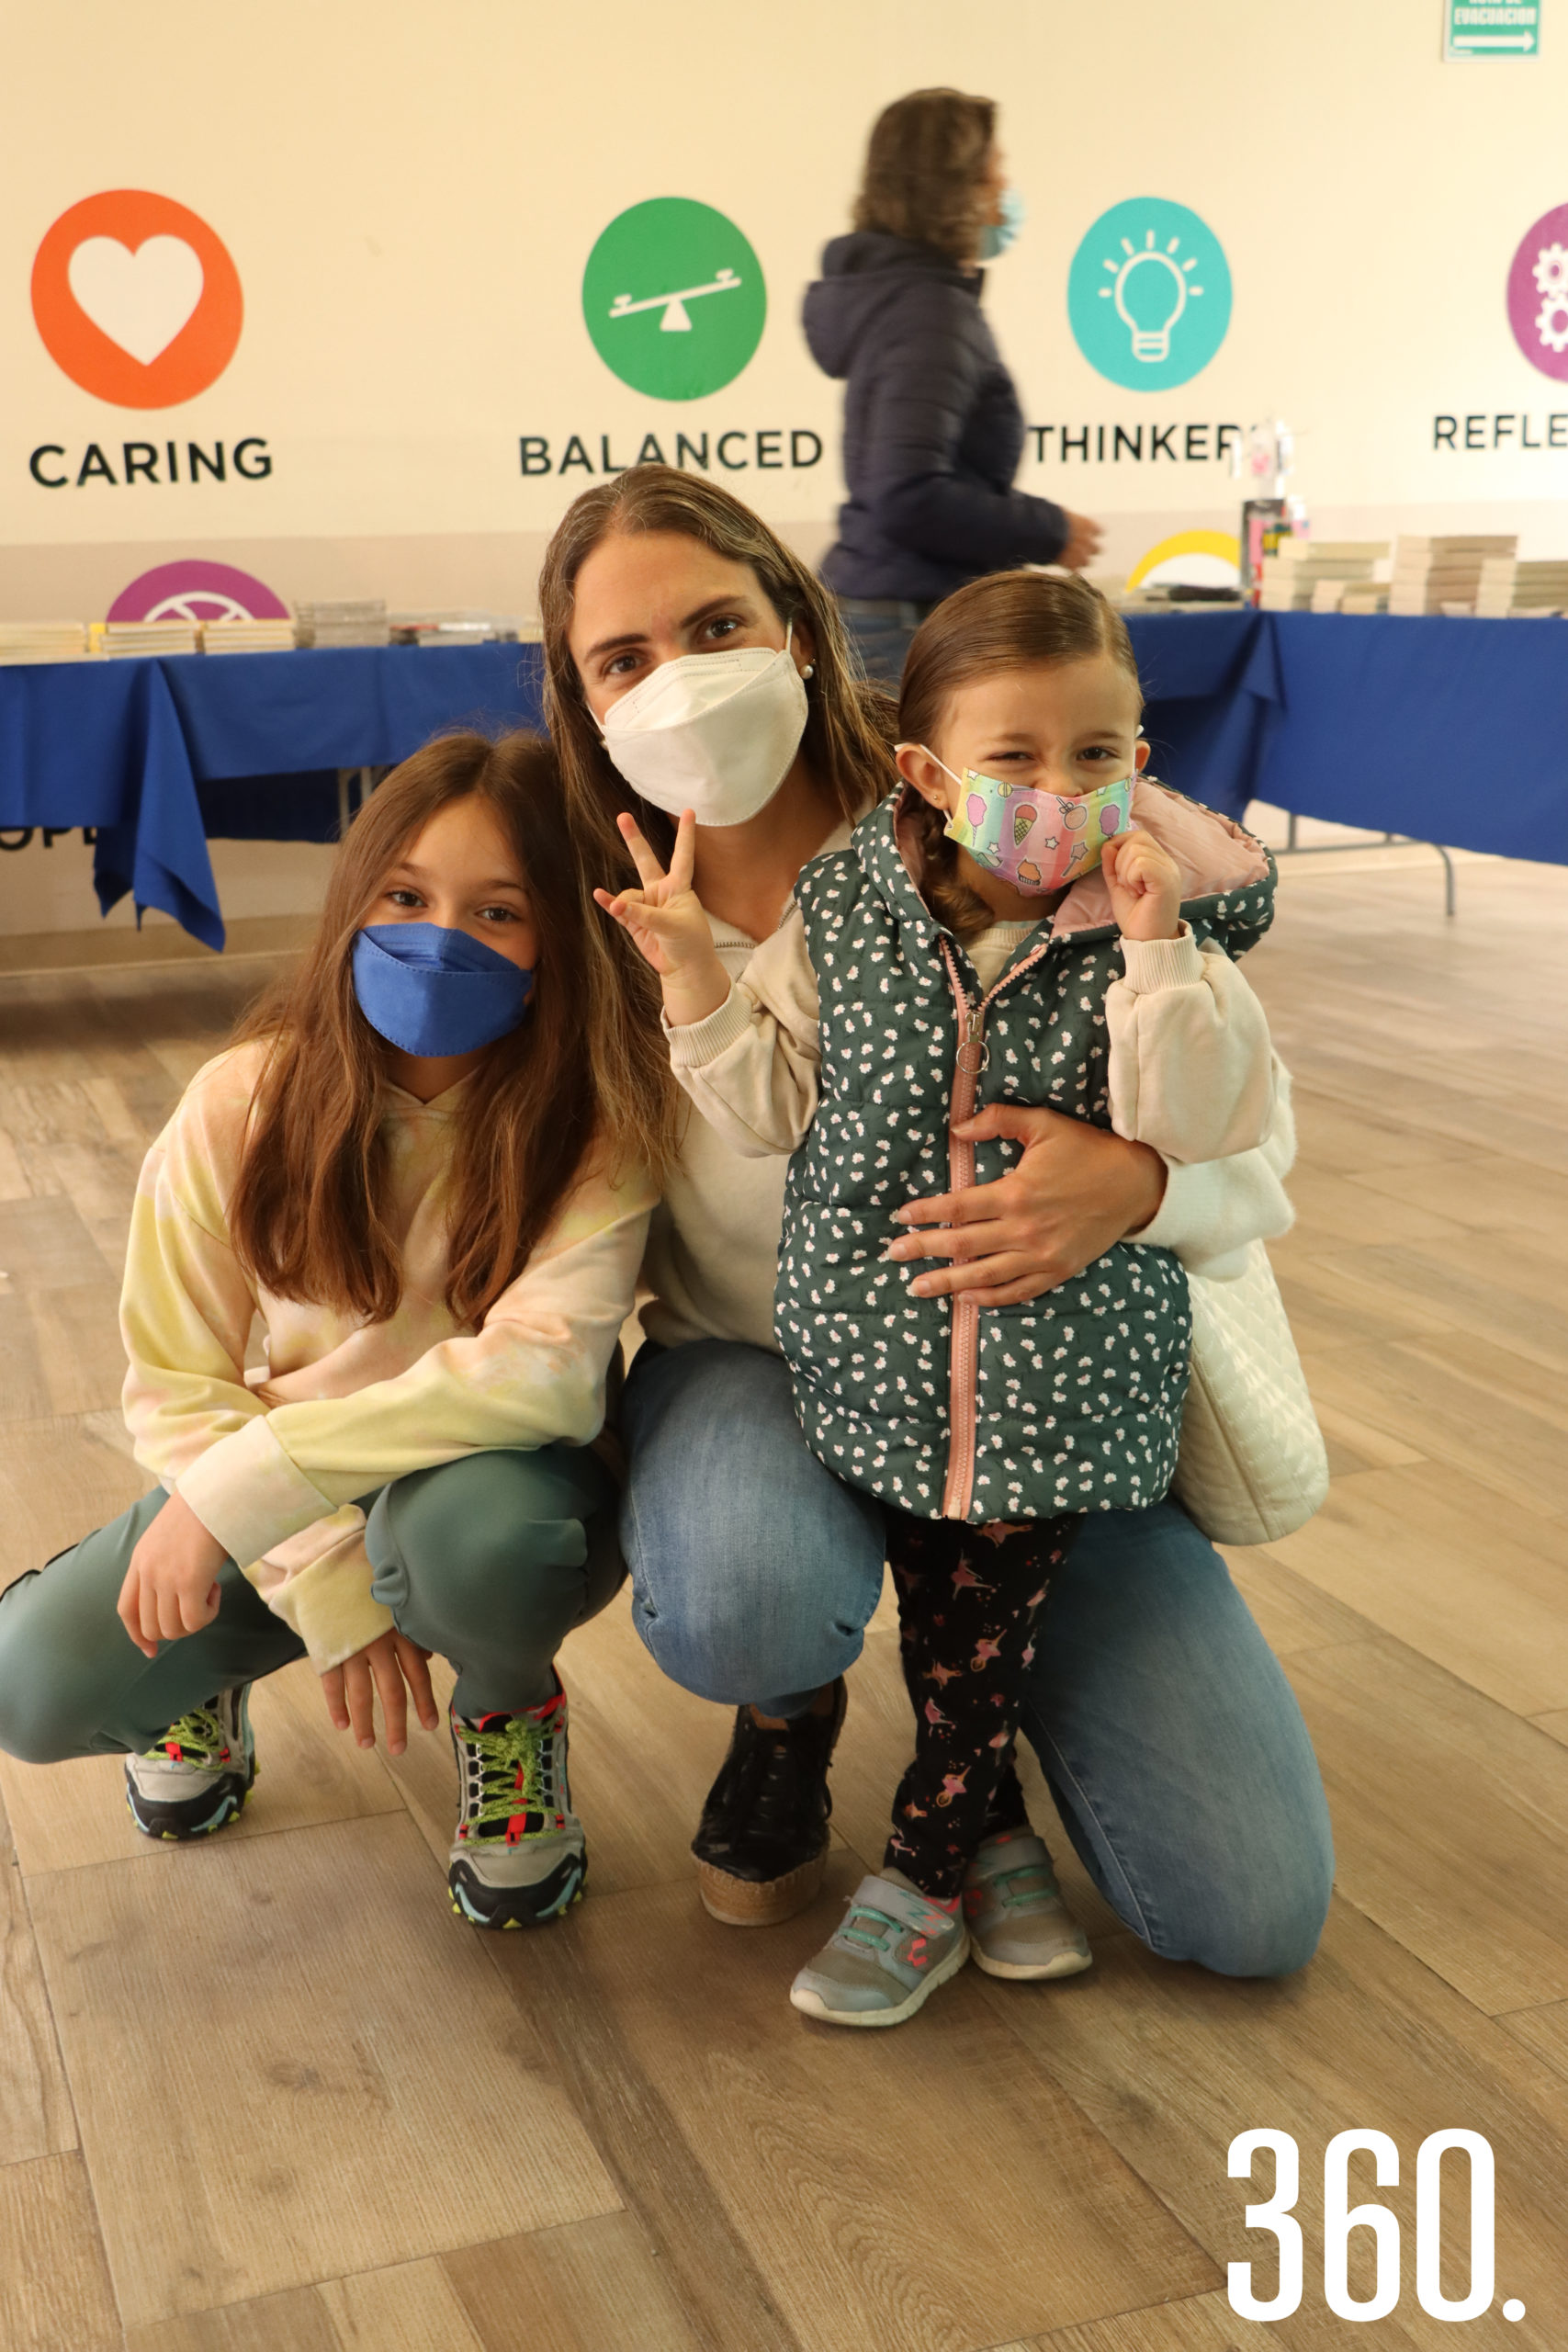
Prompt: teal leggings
<box><xmin>0</xmin><ymin>1447</ymin><xmax>622</xmax><ymax>1763</ymax></box>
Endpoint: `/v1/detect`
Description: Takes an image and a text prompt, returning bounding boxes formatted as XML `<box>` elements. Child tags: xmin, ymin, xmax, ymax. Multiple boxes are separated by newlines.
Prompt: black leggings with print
<box><xmin>883</xmin><ymin>1507</ymin><xmax>1082</xmax><ymax>1901</ymax></box>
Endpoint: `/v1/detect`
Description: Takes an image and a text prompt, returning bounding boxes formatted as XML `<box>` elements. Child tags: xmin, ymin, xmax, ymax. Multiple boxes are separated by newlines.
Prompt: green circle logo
<box><xmin>581</xmin><ymin>198</ymin><xmax>766</xmax><ymax>401</ymax></box>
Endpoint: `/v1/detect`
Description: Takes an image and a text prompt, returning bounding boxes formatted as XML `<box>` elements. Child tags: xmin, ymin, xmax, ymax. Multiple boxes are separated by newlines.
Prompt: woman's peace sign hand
<box><xmin>594</xmin><ymin>811</ymin><xmax>730</xmax><ymax>1025</ymax></box>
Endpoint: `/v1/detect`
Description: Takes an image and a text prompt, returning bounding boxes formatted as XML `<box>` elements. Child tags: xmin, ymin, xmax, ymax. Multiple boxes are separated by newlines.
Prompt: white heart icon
<box><xmin>67</xmin><ymin>235</ymin><xmax>205</xmax><ymax>367</ymax></box>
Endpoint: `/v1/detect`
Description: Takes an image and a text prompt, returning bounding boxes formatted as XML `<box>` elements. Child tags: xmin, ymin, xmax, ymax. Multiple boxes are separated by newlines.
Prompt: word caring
<box><xmin>29</xmin><ymin>438</ymin><xmax>273</xmax><ymax>489</ymax></box>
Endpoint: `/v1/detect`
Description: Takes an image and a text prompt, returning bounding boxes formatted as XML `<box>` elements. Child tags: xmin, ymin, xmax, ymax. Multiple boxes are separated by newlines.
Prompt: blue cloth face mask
<box><xmin>979</xmin><ymin>186</ymin><xmax>1026</xmax><ymax>262</ymax></box>
<box><xmin>352</xmin><ymin>922</ymin><xmax>534</xmax><ymax>1058</ymax></box>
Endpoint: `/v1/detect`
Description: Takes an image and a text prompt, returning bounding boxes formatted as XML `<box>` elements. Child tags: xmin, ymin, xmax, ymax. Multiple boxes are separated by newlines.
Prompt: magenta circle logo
<box><xmin>1506</xmin><ymin>204</ymin><xmax>1568</xmax><ymax>381</ymax></box>
<box><xmin>107</xmin><ymin>559</ymin><xmax>288</xmax><ymax>625</ymax></box>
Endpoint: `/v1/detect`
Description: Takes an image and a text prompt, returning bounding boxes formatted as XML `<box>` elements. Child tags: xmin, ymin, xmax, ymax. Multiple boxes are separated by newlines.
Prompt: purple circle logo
<box><xmin>1506</xmin><ymin>204</ymin><xmax>1568</xmax><ymax>381</ymax></box>
<box><xmin>107</xmin><ymin>559</ymin><xmax>288</xmax><ymax>624</ymax></box>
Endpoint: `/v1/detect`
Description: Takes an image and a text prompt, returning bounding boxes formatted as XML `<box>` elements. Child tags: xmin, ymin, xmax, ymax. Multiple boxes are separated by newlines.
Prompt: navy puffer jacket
<box><xmin>804</xmin><ymin>231</ymin><xmax>1068</xmax><ymax>603</ymax></box>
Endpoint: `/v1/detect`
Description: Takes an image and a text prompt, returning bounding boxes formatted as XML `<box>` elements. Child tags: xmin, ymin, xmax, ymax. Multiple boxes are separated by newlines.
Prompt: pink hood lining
<box><xmin>889</xmin><ymin>778</ymin><xmax>1269</xmax><ymax>940</ymax></box>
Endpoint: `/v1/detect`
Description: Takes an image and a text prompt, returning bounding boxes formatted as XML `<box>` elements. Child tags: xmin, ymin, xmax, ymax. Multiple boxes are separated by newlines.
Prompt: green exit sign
<box><xmin>1445</xmin><ymin>0</ymin><xmax>1540</xmax><ymax>52</ymax></box>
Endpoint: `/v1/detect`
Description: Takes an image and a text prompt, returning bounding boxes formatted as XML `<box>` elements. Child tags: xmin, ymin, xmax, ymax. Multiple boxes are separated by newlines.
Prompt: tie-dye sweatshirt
<box><xmin>119</xmin><ymin>1041</ymin><xmax>654</xmax><ymax>1671</ymax></box>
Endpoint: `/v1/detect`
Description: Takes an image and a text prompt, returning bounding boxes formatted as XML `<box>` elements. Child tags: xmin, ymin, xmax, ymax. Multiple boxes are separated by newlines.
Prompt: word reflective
<box><xmin>1433</xmin><ymin>411</ymin><xmax>1568</xmax><ymax>449</ymax></box>
<box><xmin>1229</xmin><ymin>2129</ymin><xmax>1523</xmax><ymax>2324</ymax></box>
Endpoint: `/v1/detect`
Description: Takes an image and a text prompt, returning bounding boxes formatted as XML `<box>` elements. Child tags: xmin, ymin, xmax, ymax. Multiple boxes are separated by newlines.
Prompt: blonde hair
<box><xmin>538</xmin><ymin>464</ymin><xmax>897</xmax><ymax>880</ymax></box>
<box><xmin>852</xmin><ymin>88</ymin><xmax>997</xmax><ymax>265</ymax></box>
<box><xmin>899</xmin><ymin>571</ymin><xmax>1143</xmax><ymax>939</ymax></box>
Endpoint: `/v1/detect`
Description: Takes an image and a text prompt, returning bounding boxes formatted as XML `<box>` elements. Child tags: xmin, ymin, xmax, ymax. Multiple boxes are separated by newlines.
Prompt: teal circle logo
<box><xmin>1067</xmin><ymin>198</ymin><xmax>1232</xmax><ymax>391</ymax></box>
<box><xmin>581</xmin><ymin>198</ymin><xmax>766</xmax><ymax>401</ymax></box>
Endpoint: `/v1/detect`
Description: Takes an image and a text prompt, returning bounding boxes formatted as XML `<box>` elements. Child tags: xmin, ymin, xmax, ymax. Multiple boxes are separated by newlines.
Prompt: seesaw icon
<box><xmin>608</xmin><ymin>266</ymin><xmax>742</xmax><ymax>334</ymax></box>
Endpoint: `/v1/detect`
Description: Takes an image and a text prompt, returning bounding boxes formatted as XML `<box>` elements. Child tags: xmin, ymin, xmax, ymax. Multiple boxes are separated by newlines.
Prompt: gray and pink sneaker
<box><xmin>963</xmin><ymin>1829</ymin><xmax>1092</xmax><ymax>1980</ymax></box>
<box><xmin>789</xmin><ymin>1869</ymin><xmax>969</xmax><ymax>2027</ymax></box>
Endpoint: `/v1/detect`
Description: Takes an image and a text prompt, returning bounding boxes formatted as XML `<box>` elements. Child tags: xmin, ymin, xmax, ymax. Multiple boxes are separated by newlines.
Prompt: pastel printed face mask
<box><xmin>926</xmin><ymin>756</ymin><xmax>1134</xmax><ymax>896</ymax></box>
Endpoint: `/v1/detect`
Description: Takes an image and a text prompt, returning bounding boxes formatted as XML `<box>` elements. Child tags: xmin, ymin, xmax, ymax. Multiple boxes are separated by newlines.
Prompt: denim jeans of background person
<box><xmin>620</xmin><ymin>1339</ymin><xmax>1334</xmax><ymax>1977</ymax></box>
<box><xmin>838</xmin><ymin>603</ymin><xmax>923</xmax><ymax>690</ymax></box>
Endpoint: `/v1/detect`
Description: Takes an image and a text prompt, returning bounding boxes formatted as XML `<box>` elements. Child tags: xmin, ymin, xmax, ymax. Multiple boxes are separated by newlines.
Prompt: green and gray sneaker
<box><xmin>447</xmin><ymin>1679</ymin><xmax>585</xmax><ymax>1930</ymax></box>
<box><xmin>124</xmin><ymin>1686</ymin><xmax>256</xmax><ymax>1841</ymax></box>
<box><xmin>963</xmin><ymin>1829</ymin><xmax>1092</xmax><ymax>1981</ymax></box>
<box><xmin>789</xmin><ymin>1869</ymin><xmax>969</xmax><ymax>2028</ymax></box>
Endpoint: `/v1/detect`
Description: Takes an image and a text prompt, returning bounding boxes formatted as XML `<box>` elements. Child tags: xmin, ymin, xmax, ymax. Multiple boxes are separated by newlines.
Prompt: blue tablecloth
<box><xmin>0</xmin><ymin>643</ymin><xmax>545</xmax><ymax>949</ymax></box>
<box><xmin>1129</xmin><ymin>609</ymin><xmax>1568</xmax><ymax>864</ymax></box>
<box><xmin>2</xmin><ymin>619</ymin><xmax>1563</xmax><ymax>948</ymax></box>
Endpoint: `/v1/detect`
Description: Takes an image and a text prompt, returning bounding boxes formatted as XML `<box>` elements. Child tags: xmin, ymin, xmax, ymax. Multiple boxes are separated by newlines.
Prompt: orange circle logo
<box><xmin>31</xmin><ymin>191</ymin><xmax>243</xmax><ymax>408</ymax></box>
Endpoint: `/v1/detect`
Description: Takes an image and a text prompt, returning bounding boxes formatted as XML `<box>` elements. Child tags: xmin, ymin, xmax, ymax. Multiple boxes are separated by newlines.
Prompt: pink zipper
<box><xmin>935</xmin><ymin>935</ymin><xmax>1052</xmax><ymax>1520</ymax></box>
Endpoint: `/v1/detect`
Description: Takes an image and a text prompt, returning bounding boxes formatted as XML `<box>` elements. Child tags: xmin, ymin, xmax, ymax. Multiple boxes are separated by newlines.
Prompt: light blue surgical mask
<box><xmin>352</xmin><ymin>922</ymin><xmax>534</xmax><ymax>1058</ymax></box>
<box><xmin>979</xmin><ymin>186</ymin><xmax>1026</xmax><ymax>262</ymax></box>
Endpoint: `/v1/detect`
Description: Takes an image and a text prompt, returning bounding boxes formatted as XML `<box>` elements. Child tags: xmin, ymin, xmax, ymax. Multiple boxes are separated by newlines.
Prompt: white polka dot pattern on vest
<box><xmin>774</xmin><ymin>797</ymin><xmax>1277</xmax><ymax>1523</ymax></box>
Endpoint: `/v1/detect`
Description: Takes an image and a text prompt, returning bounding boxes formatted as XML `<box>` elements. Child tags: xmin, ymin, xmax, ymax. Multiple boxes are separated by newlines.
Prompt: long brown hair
<box><xmin>852</xmin><ymin>88</ymin><xmax>997</xmax><ymax>265</ymax></box>
<box><xmin>538</xmin><ymin>465</ymin><xmax>897</xmax><ymax>884</ymax></box>
<box><xmin>899</xmin><ymin>571</ymin><xmax>1144</xmax><ymax>938</ymax></box>
<box><xmin>228</xmin><ymin>732</ymin><xmax>677</xmax><ymax>1328</ymax></box>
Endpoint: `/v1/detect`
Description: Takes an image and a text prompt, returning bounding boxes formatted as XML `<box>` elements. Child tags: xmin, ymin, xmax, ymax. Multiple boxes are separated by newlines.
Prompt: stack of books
<box><xmin>1469</xmin><ymin>554</ymin><xmax>1518</xmax><ymax>617</ymax></box>
<box><xmin>102</xmin><ymin>619</ymin><xmax>201</xmax><ymax>659</ymax></box>
<box><xmin>201</xmin><ymin>617</ymin><xmax>297</xmax><ymax>654</ymax></box>
<box><xmin>1387</xmin><ymin>536</ymin><xmax>1517</xmax><ymax>616</ymax></box>
<box><xmin>1474</xmin><ymin>559</ymin><xmax>1568</xmax><ymax>618</ymax></box>
<box><xmin>1258</xmin><ymin>543</ymin><xmax>1387</xmax><ymax>611</ymax></box>
<box><xmin>294</xmin><ymin>599</ymin><xmax>389</xmax><ymax>649</ymax></box>
<box><xmin>389</xmin><ymin>610</ymin><xmax>522</xmax><ymax>649</ymax></box>
<box><xmin>0</xmin><ymin>620</ymin><xmax>92</xmax><ymax>664</ymax></box>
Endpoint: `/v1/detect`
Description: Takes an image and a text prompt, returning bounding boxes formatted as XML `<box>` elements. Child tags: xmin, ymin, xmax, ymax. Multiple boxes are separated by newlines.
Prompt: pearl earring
<box><xmin>803</xmin><ymin>662</ymin><xmax>816</xmax><ymax>679</ymax></box>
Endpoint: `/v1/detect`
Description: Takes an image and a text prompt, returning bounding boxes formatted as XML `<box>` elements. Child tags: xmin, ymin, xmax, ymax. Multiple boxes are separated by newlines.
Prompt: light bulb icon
<box><xmin>1100</xmin><ymin>231</ymin><xmax>1204</xmax><ymax>362</ymax></box>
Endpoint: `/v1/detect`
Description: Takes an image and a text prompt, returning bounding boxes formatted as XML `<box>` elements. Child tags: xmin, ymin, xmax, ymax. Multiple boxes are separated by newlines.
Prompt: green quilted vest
<box><xmin>775</xmin><ymin>791</ymin><xmax>1275</xmax><ymax>1523</ymax></box>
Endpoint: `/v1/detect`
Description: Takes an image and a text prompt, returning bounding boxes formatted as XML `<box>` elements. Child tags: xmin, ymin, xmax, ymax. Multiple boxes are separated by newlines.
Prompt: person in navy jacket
<box><xmin>805</xmin><ymin>86</ymin><xmax>1102</xmax><ymax>684</ymax></box>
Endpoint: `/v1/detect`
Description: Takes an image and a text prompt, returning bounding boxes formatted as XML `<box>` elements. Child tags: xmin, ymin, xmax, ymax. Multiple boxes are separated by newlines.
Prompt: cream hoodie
<box><xmin>121</xmin><ymin>1042</ymin><xmax>654</xmax><ymax>1669</ymax></box>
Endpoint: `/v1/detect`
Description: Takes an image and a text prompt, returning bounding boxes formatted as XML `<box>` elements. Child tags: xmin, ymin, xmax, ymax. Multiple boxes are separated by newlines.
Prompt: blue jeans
<box><xmin>620</xmin><ymin>1340</ymin><xmax>1334</xmax><ymax>1977</ymax></box>
<box><xmin>838</xmin><ymin>607</ymin><xmax>920</xmax><ymax>690</ymax></box>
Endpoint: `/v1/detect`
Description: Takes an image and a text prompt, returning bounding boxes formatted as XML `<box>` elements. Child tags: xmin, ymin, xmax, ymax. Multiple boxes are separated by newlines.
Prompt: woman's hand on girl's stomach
<box><xmin>117</xmin><ymin>1491</ymin><xmax>229</xmax><ymax>1657</ymax></box>
<box><xmin>1102</xmin><ymin>830</ymin><xmax>1182</xmax><ymax>942</ymax></box>
<box><xmin>593</xmin><ymin>810</ymin><xmax>730</xmax><ymax>1025</ymax></box>
<box><xmin>320</xmin><ymin>1631</ymin><xmax>439</xmax><ymax>1756</ymax></box>
<box><xmin>886</xmin><ymin>1102</ymin><xmax>1168</xmax><ymax>1306</ymax></box>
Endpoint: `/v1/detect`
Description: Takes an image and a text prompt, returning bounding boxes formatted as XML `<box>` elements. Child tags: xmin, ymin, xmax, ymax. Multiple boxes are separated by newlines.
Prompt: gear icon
<box><xmin>1533</xmin><ymin>242</ymin><xmax>1568</xmax><ymax>298</ymax></box>
<box><xmin>1538</xmin><ymin>295</ymin><xmax>1568</xmax><ymax>354</ymax></box>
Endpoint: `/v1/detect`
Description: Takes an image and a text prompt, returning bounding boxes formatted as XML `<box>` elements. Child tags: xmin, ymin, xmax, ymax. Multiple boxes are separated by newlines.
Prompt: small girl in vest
<box><xmin>0</xmin><ymin>732</ymin><xmax>674</xmax><ymax>1931</ymax></box>
<box><xmin>599</xmin><ymin>570</ymin><xmax>1278</xmax><ymax>2024</ymax></box>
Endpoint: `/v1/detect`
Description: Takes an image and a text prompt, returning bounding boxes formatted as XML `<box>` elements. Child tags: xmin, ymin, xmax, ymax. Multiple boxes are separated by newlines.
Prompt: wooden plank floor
<box><xmin>1</xmin><ymin>851</ymin><xmax>1565</xmax><ymax>2350</ymax></box>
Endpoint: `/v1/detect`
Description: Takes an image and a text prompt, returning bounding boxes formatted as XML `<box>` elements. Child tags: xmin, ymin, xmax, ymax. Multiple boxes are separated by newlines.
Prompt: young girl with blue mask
<box><xmin>599</xmin><ymin>570</ymin><xmax>1280</xmax><ymax>2025</ymax></box>
<box><xmin>0</xmin><ymin>733</ymin><xmax>676</xmax><ymax>1931</ymax></box>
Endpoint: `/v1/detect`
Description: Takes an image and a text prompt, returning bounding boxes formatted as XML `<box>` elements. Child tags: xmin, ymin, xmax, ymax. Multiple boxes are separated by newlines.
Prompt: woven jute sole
<box><xmin>696</xmin><ymin>1849</ymin><xmax>828</xmax><ymax>1928</ymax></box>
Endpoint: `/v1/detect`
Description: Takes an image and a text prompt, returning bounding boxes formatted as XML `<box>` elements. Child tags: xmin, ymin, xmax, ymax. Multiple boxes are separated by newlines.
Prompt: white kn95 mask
<box><xmin>598</xmin><ymin>627</ymin><xmax>809</xmax><ymax>826</ymax></box>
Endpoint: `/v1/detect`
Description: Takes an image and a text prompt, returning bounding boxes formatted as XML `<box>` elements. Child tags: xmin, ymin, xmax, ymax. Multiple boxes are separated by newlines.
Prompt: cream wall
<box><xmin>1</xmin><ymin>1</ymin><xmax>1564</xmax><ymax>934</ymax></box>
<box><xmin>3</xmin><ymin>0</ymin><xmax>1566</xmax><ymax>617</ymax></box>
